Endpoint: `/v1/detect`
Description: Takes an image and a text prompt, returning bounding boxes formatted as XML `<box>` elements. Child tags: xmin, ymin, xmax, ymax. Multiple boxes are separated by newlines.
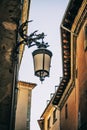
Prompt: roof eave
<box><xmin>52</xmin><ymin>0</ymin><xmax>83</xmax><ymax>106</ymax></box>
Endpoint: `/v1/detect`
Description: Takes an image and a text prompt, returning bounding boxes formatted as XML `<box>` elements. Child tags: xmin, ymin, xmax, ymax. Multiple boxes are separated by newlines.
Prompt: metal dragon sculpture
<box><xmin>15</xmin><ymin>20</ymin><xmax>49</xmax><ymax>51</ymax></box>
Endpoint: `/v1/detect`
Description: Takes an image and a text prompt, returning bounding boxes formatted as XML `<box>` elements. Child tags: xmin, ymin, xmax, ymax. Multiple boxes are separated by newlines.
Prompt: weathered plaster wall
<box><xmin>60</xmin><ymin>87</ymin><xmax>77</xmax><ymax>130</ymax></box>
<box><xmin>41</xmin><ymin>107</ymin><xmax>60</xmax><ymax>130</ymax></box>
<box><xmin>0</xmin><ymin>0</ymin><xmax>21</xmax><ymax>129</ymax></box>
<box><xmin>77</xmin><ymin>22</ymin><xmax>87</xmax><ymax>127</ymax></box>
<box><xmin>15</xmin><ymin>81</ymin><xmax>35</xmax><ymax>130</ymax></box>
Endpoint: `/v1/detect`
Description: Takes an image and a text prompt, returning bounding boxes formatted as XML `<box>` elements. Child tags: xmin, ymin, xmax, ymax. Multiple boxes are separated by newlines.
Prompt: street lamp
<box><xmin>15</xmin><ymin>20</ymin><xmax>52</xmax><ymax>82</ymax></box>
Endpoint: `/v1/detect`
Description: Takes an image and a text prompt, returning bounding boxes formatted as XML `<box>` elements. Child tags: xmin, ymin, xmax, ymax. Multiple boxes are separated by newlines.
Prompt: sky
<box><xmin>19</xmin><ymin>0</ymin><xmax>69</xmax><ymax>130</ymax></box>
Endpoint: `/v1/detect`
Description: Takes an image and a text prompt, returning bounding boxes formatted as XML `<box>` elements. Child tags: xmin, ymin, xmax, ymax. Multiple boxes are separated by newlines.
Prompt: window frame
<box><xmin>47</xmin><ymin>117</ymin><xmax>51</xmax><ymax>130</ymax></box>
<box><xmin>53</xmin><ymin>108</ymin><xmax>57</xmax><ymax>124</ymax></box>
<box><xmin>65</xmin><ymin>104</ymin><xmax>68</xmax><ymax>119</ymax></box>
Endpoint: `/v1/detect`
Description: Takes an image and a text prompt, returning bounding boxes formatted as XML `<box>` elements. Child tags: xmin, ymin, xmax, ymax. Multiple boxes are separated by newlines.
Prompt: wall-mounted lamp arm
<box><xmin>14</xmin><ymin>20</ymin><xmax>52</xmax><ymax>82</ymax></box>
<box><xmin>18</xmin><ymin>20</ymin><xmax>33</xmax><ymax>40</ymax></box>
<box><xmin>15</xmin><ymin>20</ymin><xmax>49</xmax><ymax>52</ymax></box>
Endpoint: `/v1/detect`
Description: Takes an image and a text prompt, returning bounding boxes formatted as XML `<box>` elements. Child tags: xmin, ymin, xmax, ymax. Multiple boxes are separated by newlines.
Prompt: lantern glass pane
<box><xmin>33</xmin><ymin>53</ymin><xmax>43</xmax><ymax>71</ymax></box>
<box><xmin>44</xmin><ymin>53</ymin><xmax>51</xmax><ymax>72</ymax></box>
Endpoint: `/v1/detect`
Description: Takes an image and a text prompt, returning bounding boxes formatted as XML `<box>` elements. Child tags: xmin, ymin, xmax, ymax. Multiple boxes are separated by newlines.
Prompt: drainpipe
<box><xmin>9</xmin><ymin>57</ymin><xmax>19</xmax><ymax>130</ymax></box>
<box><xmin>60</xmin><ymin>24</ymin><xmax>78</xmax><ymax>37</ymax></box>
<box><xmin>60</xmin><ymin>24</ymin><xmax>79</xmax><ymax>130</ymax></box>
<box><xmin>52</xmin><ymin>24</ymin><xmax>78</xmax><ymax>130</ymax></box>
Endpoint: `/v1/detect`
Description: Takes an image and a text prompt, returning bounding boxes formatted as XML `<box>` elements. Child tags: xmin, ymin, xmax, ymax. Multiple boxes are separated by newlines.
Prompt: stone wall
<box><xmin>0</xmin><ymin>0</ymin><xmax>21</xmax><ymax>129</ymax></box>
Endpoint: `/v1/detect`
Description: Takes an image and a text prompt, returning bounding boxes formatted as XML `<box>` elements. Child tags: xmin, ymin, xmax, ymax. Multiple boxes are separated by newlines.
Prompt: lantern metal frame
<box><xmin>15</xmin><ymin>20</ymin><xmax>52</xmax><ymax>82</ymax></box>
<box><xmin>32</xmin><ymin>47</ymin><xmax>52</xmax><ymax>82</ymax></box>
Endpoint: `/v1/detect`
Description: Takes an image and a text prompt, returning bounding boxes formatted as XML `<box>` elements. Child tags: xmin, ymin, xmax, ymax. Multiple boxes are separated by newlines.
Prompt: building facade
<box><xmin>15</xmin><ymin>81</ymin><xmax>36</xmax><ymax>130</ymax></box>
<box><xmin>0</xmin><ymin>0</ymin><xmax>31</xmax><ymax>130</ymax></box>
<box><xmin>52</xmin><ymin>0</ymin><xmax>87</xmax><ymax>130</ymax></box>
<box><xmin>38</xmin><ymin>96</ymin><xmax>60</xmax><ymax>130</ymax></box>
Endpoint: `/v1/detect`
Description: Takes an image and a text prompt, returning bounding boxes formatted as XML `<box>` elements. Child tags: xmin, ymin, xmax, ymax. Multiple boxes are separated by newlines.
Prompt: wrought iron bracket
<box><xmin>15</xmin><ymin>20</ymin><xmax>49</xmax><ymax>52</ymax></box>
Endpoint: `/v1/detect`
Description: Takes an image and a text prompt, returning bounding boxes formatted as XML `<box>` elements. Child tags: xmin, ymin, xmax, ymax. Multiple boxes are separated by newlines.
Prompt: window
<box><xmin>40</xmin><ymin>120</ymin><xmax>44</xmax><ymax>130</ymax></box>
<box><xmin>53</xmin><ymin>108</ymin><xmax>57</xmax><ymax>124</ymax></box>
<box><xmin>65</xmin><ymin>104</ymin><xmax>68</xmax><ymax>119</ymax></box>
<box><xmin>84</xmin><ymin>24</ymin><xmax>87</xmax><ymax>51</ymax></box>
<box><xmin>47</xmin><ymin>117</ymin><xmax>51</xmax><ymax>130</ymax></box>
<box><xmin>41</xmin><ymin>121</ymin><xmax>44</xmax><ymax>130</ymax></box>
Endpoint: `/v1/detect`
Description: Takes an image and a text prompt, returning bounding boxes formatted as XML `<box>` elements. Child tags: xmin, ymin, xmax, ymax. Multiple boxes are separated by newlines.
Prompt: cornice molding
<box><xmin>18</xmin><ymin>81</ymin><xmax>36</xmax><ymax>90</ymax></box>
<box><xmin>72</xmin><ymin>0</ymin><xmax>87</xmax><ymax>34</ymax></box>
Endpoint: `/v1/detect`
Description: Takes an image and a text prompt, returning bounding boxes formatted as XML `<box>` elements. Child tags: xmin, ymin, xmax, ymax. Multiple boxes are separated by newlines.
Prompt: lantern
<box><xmin>32</xmin><ymin>48</ymin><xmax>52</xmax><ymax>82</ymax></box>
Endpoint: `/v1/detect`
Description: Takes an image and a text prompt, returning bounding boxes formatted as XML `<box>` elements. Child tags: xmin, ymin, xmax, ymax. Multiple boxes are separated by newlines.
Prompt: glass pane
<box><xmin>33</xmin><ymin>54</ymin><xmax>43</xmax><ymax>71</ymax></box>
<box><xmin>44</xmin><ymin>54</ymin><xmax>51</xmax><ymax>72</ymax></box>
